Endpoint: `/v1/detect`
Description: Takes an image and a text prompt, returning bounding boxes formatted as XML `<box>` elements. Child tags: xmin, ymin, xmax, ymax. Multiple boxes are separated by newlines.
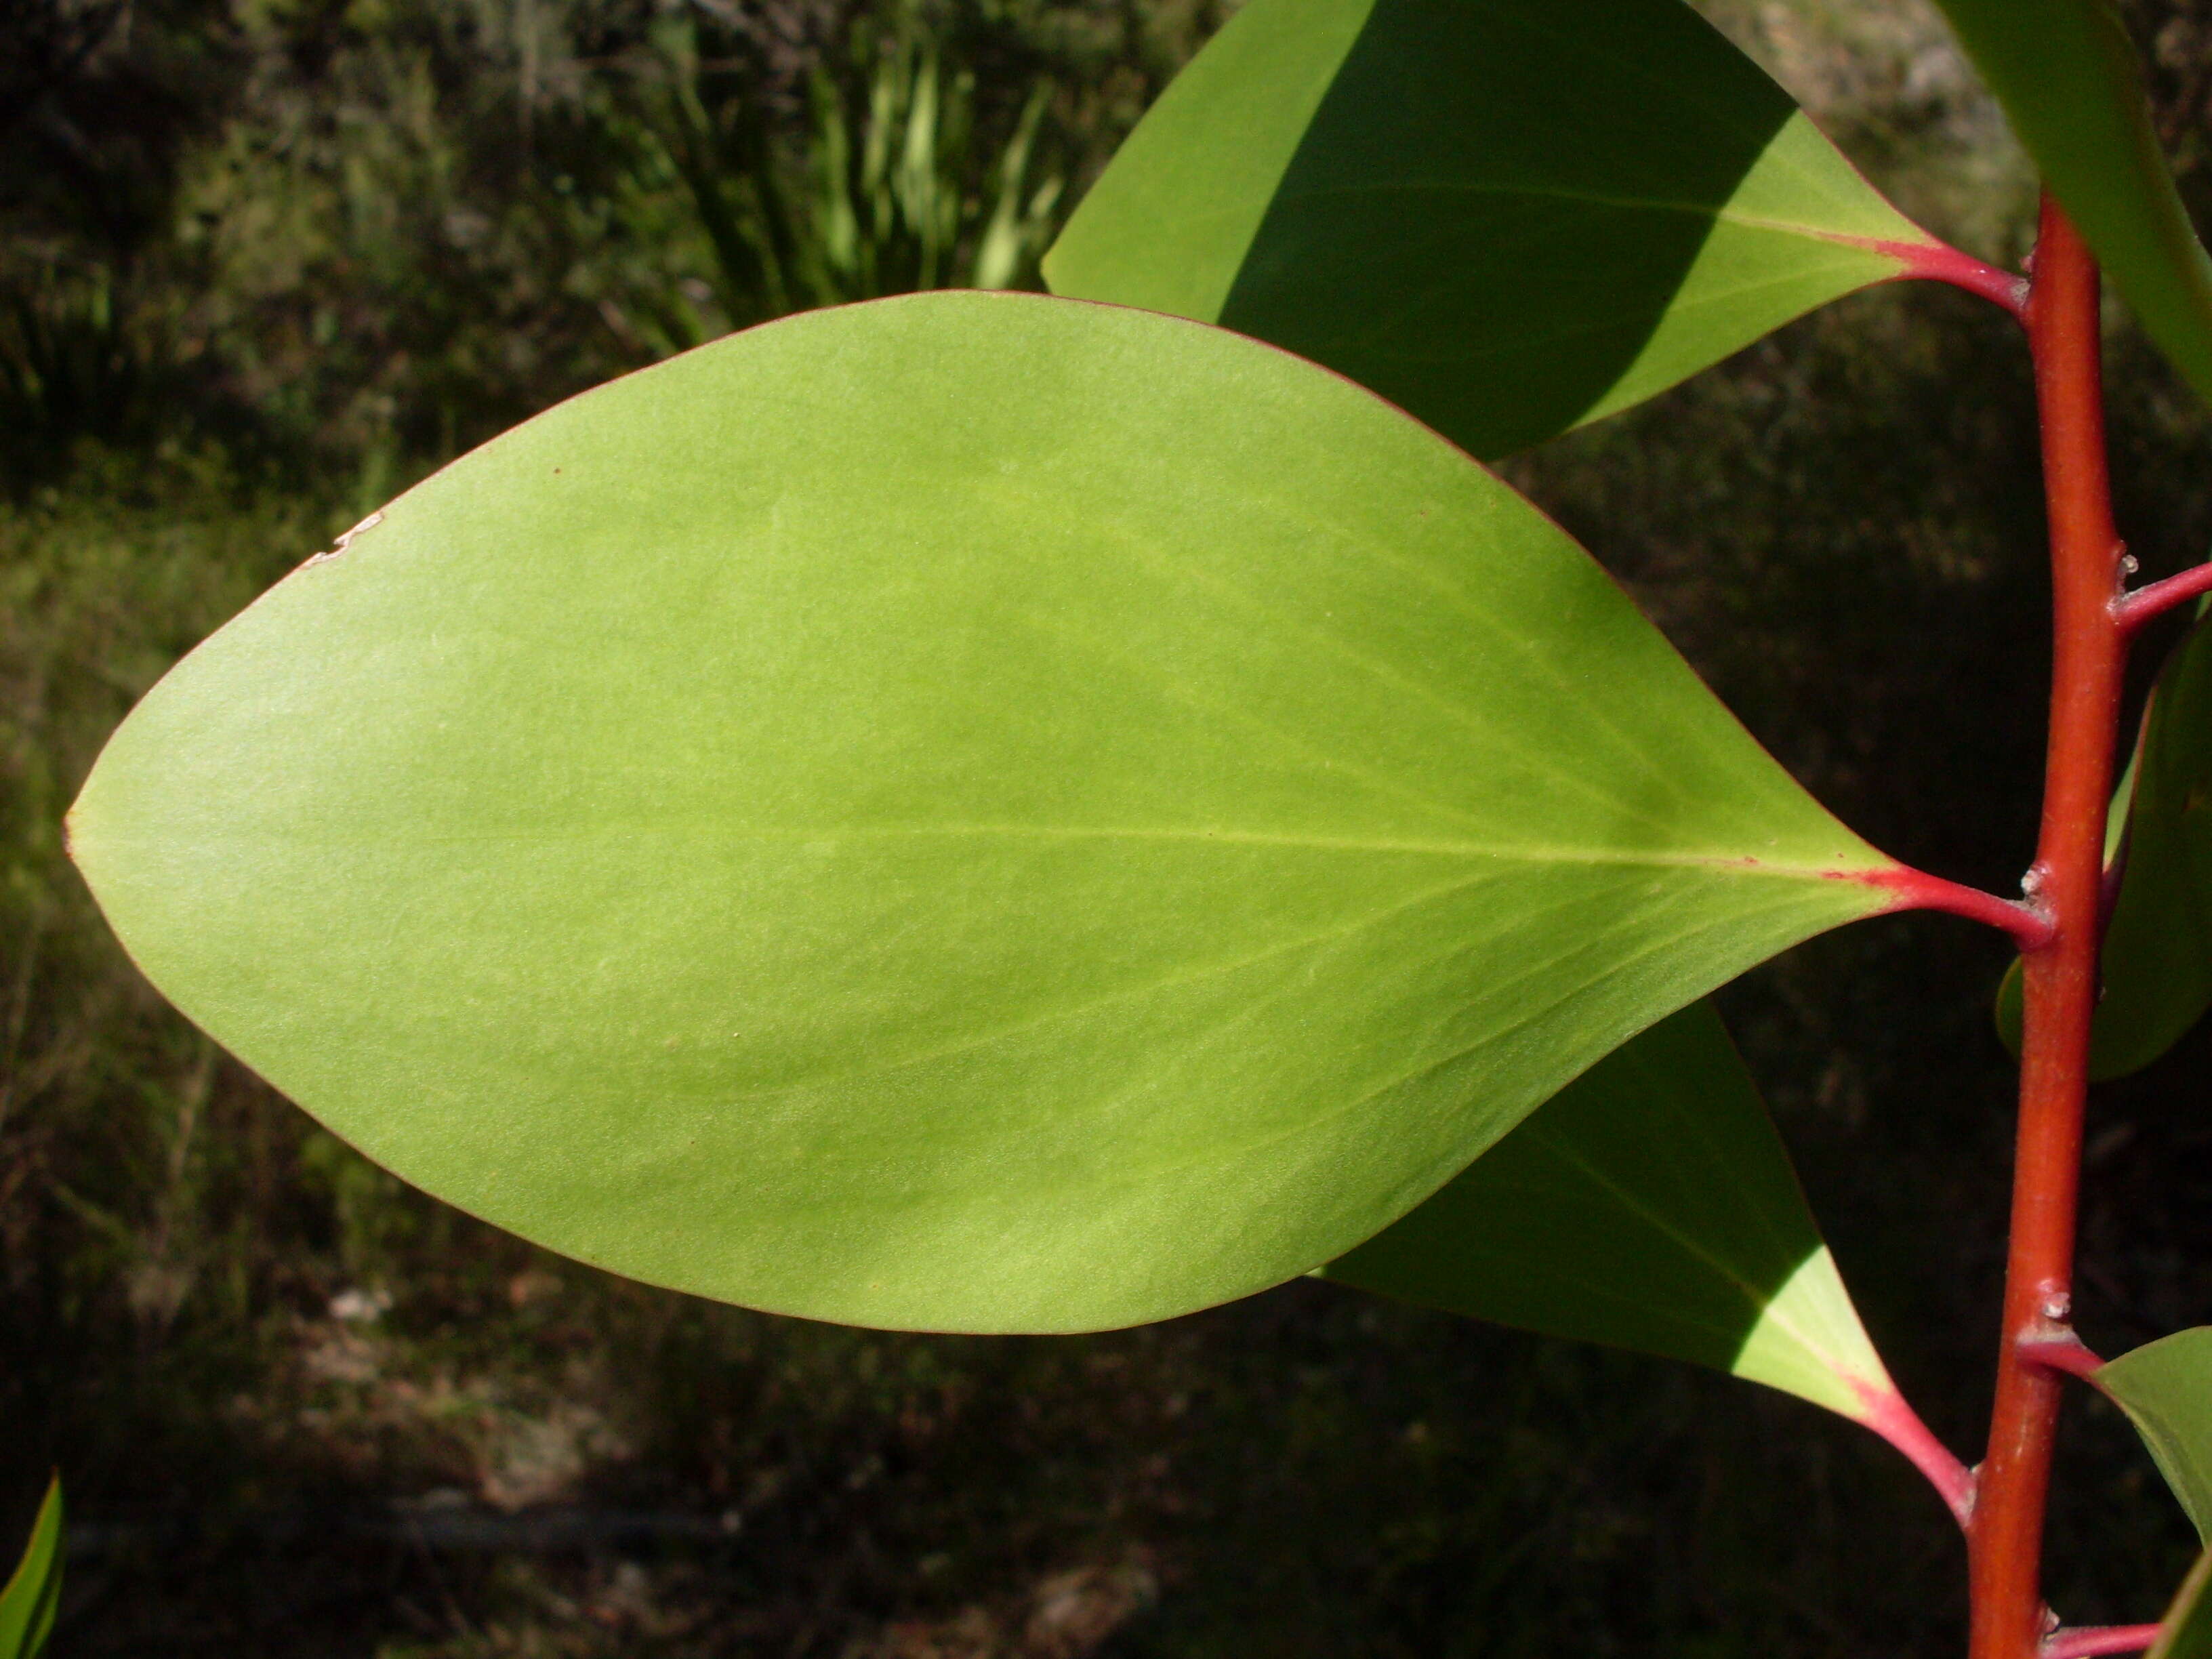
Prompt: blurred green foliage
<box><xmin>0</xmin><ymin>0</ymin><xmax>1212</xmax><ymax>490</ymax></box>
<box><xmin>3</xmin><ymin>0</ymin><xmax>2212</xmax><ymax>1655</ymax></box>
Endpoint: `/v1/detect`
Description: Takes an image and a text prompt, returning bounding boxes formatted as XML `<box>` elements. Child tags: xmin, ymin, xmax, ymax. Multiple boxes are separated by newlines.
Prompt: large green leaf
<box><xmin>1929</xmin><ymin>0</ymin><xmax>2212</xmax><ymax>405</ymax></box>
<box><xmin>2100</xmin><ymin>1328</ymin><xmax>2212</xmax><ymax>1542</ymax></box>
<box><xmin>1042</xmin><ymin>0</ymin><xmax>1948</xmax><ymax>459</ymax></box>
<box><xmin>1996</xmin><ymin>618</ymin><xmax>2212</xmax><ymax>1078</ymax></box>
<box><xmin>1325</xmin><ymin>1000</ymin><xmax>1898</xmax><ymax>1422</ymax></box>
<box><xmin>70</xmin><ymin>291</ymin><xmax>1904</xmax><ymax>1333</ymax></box>
<box><xmin>0</xmin><ymin>1477</ymin><xmax>62</xmax><ymax>1659</ymax></box>
<box><xmin>2153</xmin><ymin>1547</ymin><xmax>2212</xmax><ymax>1659</ymax></box>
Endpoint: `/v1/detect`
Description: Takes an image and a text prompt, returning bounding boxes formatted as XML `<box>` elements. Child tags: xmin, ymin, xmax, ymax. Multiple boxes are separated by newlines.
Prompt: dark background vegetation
<box><xmin>3</xmin><ymin>0</ymin><xmax>2210</xmax><ymax>1652</ymax></box>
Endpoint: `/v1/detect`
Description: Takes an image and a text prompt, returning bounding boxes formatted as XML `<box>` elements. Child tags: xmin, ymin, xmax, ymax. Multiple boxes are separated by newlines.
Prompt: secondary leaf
<box><xmin>1928</xmin><ymin>0</ymin><xmax>2212</xmax><ymax>405</ymax></box>
<box><xmin>1043</xmin><ymin>0</ymin><xmax>1948</xmax><ymax>458</ymax></box>
<box><xmin>2099</xmin><ymin>1327</ymin><xmax>2212</xmax><ymax>1542</ymax></box>
<box><xmin>2152</xmin><ymin>1547</ymin><xmax>2212</xmax><ymax>1659</ymax></box>
<box><xmin>1324</xmin><ymin>1000</ymin><xmax>1900</xmax><ymax>1425</ymax></box>
<box><xmin>1996</xmin><ymin>618</ymin><xmax>2212</xmax><ymax>1078</ymax></box>
<box><xmin>71</xmin><ymin>291</ymin><xmax>1908</xmax><ymax>1334</ymax></box>
<box><xmin>0</xmin><ymin>1476</ymin><xmax>62</xmax><ymax>1659</ymax></box>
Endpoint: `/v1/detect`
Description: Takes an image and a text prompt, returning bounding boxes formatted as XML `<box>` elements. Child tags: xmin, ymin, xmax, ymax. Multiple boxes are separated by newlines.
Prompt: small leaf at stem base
<box><xmin>0</xmin><ymin>1475</ymin><xmax>64</xmax><ymax>1659</ymax></box>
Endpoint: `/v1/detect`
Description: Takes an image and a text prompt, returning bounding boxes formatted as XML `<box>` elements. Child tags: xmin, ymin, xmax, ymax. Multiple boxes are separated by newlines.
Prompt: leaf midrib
<box><xmin>605</xmin><ymin>855</ymin><xmax>1849</xmax><ymax>1134</ymax></box>
<box><xmin>1273</xmin><ymin>178</ymin><xmax>1905</xmax><ymax>248</ymax></box>
<box><xmin>122</xmin><ymin>819</ymin><xmax>1878</xmax><ymax>878</ymax></box>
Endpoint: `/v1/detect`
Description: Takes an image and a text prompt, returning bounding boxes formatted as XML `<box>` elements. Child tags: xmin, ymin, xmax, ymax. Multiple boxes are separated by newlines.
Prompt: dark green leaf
<box><xmin>2152</xmin><ymin>1547</ymin><xmax>2212</xmax><ymax>1659</ymax></box>
<box><xmin>1929</xmin><ymin>0</ymin><xmax>2212</xmax><ymax>405</ymax></box>
<box><xmin>2099</xmin><ymin>1327</ymin><xmax>2212</xmax><ymax>1541</ymax></box>
<box><xmin>1996</xmin><ymin>619</ymin><xmax>2212</xmax><ymax>1079</ymax></box>
<box><xmin>1044</xmin><ymin>0</ymin><xmax>1946</xmax><ymax>457</ymax></box>
<box><xmin>71</xmin><ymin>293</ymin><xmax>1906</xmax><ymax>1332</ymax></box>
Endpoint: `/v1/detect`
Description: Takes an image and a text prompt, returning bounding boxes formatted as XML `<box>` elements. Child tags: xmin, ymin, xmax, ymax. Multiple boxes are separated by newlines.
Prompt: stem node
<box><xmin>2114</xmin><ymin>557</ymin><xmax>2212</xmax><ymax>634</ymax></box>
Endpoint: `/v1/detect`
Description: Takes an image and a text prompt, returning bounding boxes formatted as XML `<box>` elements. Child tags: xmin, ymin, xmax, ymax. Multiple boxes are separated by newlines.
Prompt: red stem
<box><xmin>2115</xmin><ymin>560</ymin><xmax>2212</xmax><ymax>633</ymax></box>
<box><xmin>2043</xmin><ymin>1628</ymin><xmax>2164</xmax><ymax>1659</ymax></box>
<box><xmin>1968</xmin><ymin>197</ymin><xmax>2129</xmax><ymax>1659</ymax></box>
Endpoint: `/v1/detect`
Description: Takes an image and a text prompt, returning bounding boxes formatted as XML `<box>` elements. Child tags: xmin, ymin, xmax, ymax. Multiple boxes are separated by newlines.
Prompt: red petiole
<box><xmin>2043</xmin><ymin>1626</ymin><xmax>2165</xmax><ymax>1659</ymax></box>
<box><xmin>2115</xmin><ymin>559</ymin><xmax>2212</xmax><ymax>633</ymax></box>
<box><xmin>2015</xmin><ymin>1336</ymin><xmax>2106</xmax><ymax>1383</ymax></box>
<box><xmin>1881</xmin><ymin>237</ymin><xmax>2034</xmax><ymax>319</ymax></box>
<box><xmin>1866</xmin><ymin>865</ymin><xmax>2055</xmax><ymax>951</ymax></box>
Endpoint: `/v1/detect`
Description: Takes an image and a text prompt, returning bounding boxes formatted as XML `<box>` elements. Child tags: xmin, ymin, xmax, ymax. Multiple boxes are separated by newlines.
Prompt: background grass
<box><xmin>3</xmin><ymin>0</ymin><xmax>2211</xmax><ymax>1653</ymax></box>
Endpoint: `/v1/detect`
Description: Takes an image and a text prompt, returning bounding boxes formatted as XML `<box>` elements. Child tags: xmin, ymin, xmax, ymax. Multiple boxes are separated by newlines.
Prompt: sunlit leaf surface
<box><xmin>72</xmin><ymin>293</ymin><xmax>1902</xmax><ymax>1332</ymax></box>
